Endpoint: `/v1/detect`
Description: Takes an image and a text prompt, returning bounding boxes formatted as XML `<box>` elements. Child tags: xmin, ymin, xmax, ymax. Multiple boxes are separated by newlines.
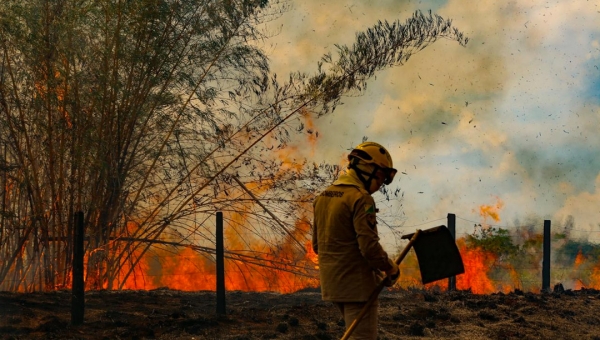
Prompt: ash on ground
<box><xmin>1</xmin><ymin>286</ymin><xmax>600</xmax><ymax>339</ymax></box>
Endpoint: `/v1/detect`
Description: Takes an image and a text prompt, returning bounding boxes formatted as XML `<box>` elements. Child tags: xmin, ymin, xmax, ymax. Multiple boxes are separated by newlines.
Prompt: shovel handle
<box><xmin>340</xmin><ymin>229</ymin><xmax>421</xmax><ymax>340</ymax></box>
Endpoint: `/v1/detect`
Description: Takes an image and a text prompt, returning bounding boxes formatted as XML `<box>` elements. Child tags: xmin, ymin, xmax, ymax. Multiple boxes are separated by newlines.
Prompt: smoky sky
<box><xmin>263</xmin><ymin>0</ymin><xmax>600</xmax><ymax>244</ymax></box>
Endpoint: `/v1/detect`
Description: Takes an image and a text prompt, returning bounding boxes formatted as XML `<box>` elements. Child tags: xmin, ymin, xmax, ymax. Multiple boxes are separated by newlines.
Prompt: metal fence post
<box><xmin>216</xmin><ymin>211</ymin><xmax>226</xmax><ymax>314</ymax></box>
<box><xmin>447</xmin><ymin>213</ymin><xmax>457</xmax><ymax>291</ymax></box>
<box><xmin>542</xmin><ymin>220</ymin><xmax>551</xmax><ymax>292</ymax></box>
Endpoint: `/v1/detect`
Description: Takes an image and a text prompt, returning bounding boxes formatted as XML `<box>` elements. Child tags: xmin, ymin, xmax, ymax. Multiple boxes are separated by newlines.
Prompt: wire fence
<box><xmin>392</xmin><ymin>214</ymin><xmax>600</xmax><ymax>294</ymax></box>
<box><xmin>2</xmin><ymin>213</ymin><xmax>600</xmax><ymax>294</ymax></box>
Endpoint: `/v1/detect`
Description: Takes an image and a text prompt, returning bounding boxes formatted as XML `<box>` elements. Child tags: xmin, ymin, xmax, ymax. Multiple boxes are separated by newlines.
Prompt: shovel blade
<box><xmin>402</xmin><ymin>226</ymin><xmax>465</xmax><ymax>284</ymax></box>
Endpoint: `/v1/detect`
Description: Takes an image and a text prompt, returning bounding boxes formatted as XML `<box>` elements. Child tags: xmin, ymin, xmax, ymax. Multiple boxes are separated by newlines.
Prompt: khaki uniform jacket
<box><xmin>312</xmin><ymin>170</ymin><xmax>393</xmax><ymax>302</ymax></box>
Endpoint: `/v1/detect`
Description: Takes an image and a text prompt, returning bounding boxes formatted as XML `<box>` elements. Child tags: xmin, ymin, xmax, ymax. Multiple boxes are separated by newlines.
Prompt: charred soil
<box><xmin>1</xmin><ymin>287</ymin><xmax>600</xmax><ymax>339</ymax></box>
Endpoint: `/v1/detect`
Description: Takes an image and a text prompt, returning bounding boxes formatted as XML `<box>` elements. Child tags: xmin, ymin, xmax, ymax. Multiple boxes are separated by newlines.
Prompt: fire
<box><xmin>300</xmin><ymin>108</ymin><xmax>318</xmax><ymax>152</ymax></box>
<box><xmin>477</xmin><ymin>197</ymin><xmax>504</xmax><ymax>223</ymax></box>
<box><xmin>394</xmin><ymin>234</ymin><xmax>524</xmax><ymax>294</ymax></box>
<box><xmin>573</xmin><ymin>250</ymin><xmax>591</xmax><ymax>290</ymax></box>
<box><xmin>117</xmin><ymin>248</ymin><xmax>154</xmax><ymax>290</ymax></box>
<box><xmin>574</xmin><ymin>250</ymin><xmax>585</xmax><ymax>267</ymax></box>
<box><xmin>275</xmin><ymin>112</ymin><xmax>319</xmax><ymax>171</ymax></box>
<box><xmin>396</xmin><ymin>241</ymin><xmax>522</xmax><ymax>294</ymax></box>
<box><xmin>455</xmin><ymin>240</ymin><xmax>496</xmax><ymax>294</ymax></box>
<box><xmin>397</xmin><ymin>250</ymin><xmax>423</xmax><ymax>288</ymax></box>
<box><xmin>305</xmin><ymin>241</ymin><xmax>319</xmax><ymax>269</ymax></box>
<box><xmin>591</xmin><ymin>265</ymin><xmax>600</xmax><ymax>288</ymax></box>
<box><xmin>60</xmin><ymin>125</ymin><xmax>600</xmax><ymax>296</ymax></box>
<box><xmin>101</xmin><ymin>117</ymin><xmax>322</xmax><ymax>293</ymax></box>
<box><xmin>155</xmin><ymin>247</ymin><xmax>217</xmax><ymax>291</ymax></box>
<box><xmin>34</xmin><ymin>69</ymin><xmax>73</xmax><ymax>128</ymax></box>
<box><xmin>106</xmin><ymin>214</ymin><xmax>319</xmax><ymax>293</ymax></box>
<box><xmin>277</xmin><ymin>146</ymin><xmax>305</xmax><ymax>173</ymax></box>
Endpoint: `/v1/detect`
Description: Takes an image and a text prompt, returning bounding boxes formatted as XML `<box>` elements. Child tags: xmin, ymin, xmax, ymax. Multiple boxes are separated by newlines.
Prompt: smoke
<box><xmin>259</xmin><ymin>0</ymin><xmax>600</xmax><ymax>289</ymax></box>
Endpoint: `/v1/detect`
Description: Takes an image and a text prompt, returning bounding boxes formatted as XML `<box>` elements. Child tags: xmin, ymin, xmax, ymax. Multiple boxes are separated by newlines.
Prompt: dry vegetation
<box><xmin>2</xmin><ymin>286</ymin><xmax>600</xmax><ymax>339</ymax></box>
<box><xmin>0</xmin><ymin>1</ymin><xmax>467</xmax><ymax>294</ymax></box>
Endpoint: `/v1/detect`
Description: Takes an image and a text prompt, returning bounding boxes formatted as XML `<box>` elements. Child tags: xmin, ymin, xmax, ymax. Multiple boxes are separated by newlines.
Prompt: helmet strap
<box><xmin>349</xmin><ymin>158</ymin><xmax>379</xmax><ymax>191</ymax></box>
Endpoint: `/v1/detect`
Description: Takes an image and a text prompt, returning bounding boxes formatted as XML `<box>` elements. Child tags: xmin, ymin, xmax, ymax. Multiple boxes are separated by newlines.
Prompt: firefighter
<box><xmin>312</xmin><ymin>141</ymin><xmax>400</xmax><ymax>339</ymax></box>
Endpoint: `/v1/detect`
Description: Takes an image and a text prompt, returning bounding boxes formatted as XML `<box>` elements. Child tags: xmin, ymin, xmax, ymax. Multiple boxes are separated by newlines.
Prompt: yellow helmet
<box><xmin>348</xmin><ymin>141</ymin><xmax>397</xmax><ymax>185</ymax></box>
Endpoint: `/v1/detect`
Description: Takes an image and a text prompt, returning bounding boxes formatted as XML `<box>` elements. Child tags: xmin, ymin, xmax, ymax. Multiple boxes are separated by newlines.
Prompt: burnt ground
<box><xmin>1</xmin><ymin>286</ymin><xmax>600</xmax><ymax>340</ymax></box>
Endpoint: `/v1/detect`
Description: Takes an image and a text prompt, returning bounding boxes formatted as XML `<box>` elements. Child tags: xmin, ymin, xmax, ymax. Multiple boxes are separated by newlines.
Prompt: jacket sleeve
<box><xmin>353</xmin><ymin>193</ymin><xmax>392</xmax><ymax>272</ymax></box>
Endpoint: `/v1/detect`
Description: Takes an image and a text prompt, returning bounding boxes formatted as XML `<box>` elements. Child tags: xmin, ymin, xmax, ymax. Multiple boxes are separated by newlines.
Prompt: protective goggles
<box><xmin>380</xmin><ymin>167</ymin><xmax>397</xmax><ymax>185</ymax></box>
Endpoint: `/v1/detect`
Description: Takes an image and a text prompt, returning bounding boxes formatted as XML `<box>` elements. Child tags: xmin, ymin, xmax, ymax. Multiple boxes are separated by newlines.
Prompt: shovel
<box><xmin>340</xmin><ymin>225</ymin><xmax>464</xmax><ymax>340</ymax></box>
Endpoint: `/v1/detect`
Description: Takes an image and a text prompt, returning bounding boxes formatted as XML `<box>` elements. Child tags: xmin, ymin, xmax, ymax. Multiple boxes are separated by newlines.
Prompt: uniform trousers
<box><xmin>335</xmin><ymin>299</ymin><xmax>379</xmax><ymax>340</ymax></box>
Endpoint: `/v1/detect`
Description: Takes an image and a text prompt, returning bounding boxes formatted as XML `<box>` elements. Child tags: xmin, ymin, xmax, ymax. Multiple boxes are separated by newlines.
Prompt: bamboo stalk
<box><xmin>116</xmin><ymin>12</ymin><xmax>255</xmax><ymax>288</ymax></box>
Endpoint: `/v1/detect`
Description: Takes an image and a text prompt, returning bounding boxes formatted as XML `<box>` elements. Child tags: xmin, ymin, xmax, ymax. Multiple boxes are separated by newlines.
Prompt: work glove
<box><xmin>383</xmin><ymin>258</ymin><xmax>400</xmax><ymax>287</ymax></box>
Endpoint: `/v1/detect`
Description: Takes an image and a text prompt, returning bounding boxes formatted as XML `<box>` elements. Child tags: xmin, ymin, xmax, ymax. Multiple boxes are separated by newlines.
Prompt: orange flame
<box><xmin>305</xmin><ymin>241</ymin><xmax>319</xmax><ymax>269</ymax></box>
<box><xmin>478</xmin><ymin>197</ymin><xmax>504</xmax><ymax>223</ymax></box>
<box><xmin>455</xmin><ymin>240</ymin><xmax>497</xmax><ymax>294</ymax></box>
<box><xmin>34</xmin><ymin>70</ymin><xmax>72</xmax><ymax>128</ymax></box>
<box><xmin>574</xmin><ymin>250</ymin><xmax>585</xmax><ymax>267</ymax></box>
<box><xmin>277</xmin><ymin>146</ymin><xmax>304</xmax><ymax>173</ymax></box>
<box><xmin>590</xmin><ymin>265</ymin><xmax>600</xmax><ymax>288</ymax></box>
<box><xmin>101</xmin><ymin>122</ymin><xmax>322</xmax><ymax>293</ymax></box>
<box><xmin>394</xmin><ymin>238</ymin><xmax>522</xmax><ymax>294</ymax></box>
<box><xmin>301</xmin><ymin>108</ymin><xmax>318</xmax><ymax>153</ymax></box>
<box><xmin>573</xmin><ymin>250</ymin><xmax>588</xmax><ymax>290</ymax></box>
<box><xmin>104</xmin><ymin>215</ymin><xmax>319</xmax><ymax>293</ymax></box>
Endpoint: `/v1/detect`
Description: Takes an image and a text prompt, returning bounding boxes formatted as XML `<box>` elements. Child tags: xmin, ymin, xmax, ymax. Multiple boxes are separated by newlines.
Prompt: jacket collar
<box><xmin>333</xmin><ymin>169</ymin><xmax>368</xmax><ymax>191</ymax></box>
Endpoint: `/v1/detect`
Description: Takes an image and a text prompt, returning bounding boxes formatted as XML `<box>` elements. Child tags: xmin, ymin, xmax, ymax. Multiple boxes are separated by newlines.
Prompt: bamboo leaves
<box><xmin>0</xmin><ymin>1</ymin><xmax>467</xmax><ymax>291</ymax></box>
